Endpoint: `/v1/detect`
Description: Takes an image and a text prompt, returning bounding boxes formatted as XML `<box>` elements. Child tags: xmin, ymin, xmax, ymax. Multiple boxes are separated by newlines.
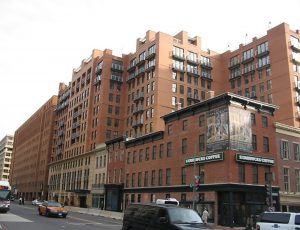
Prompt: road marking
<box><xmin>0</xmin><ymin>213</ymin><xmax>33</xmax><ymax>222</ymax></box>
<box><xmin>67</xmin><ymin>215</ymin><xmax>122</xmax><ymax>226</ymax></box>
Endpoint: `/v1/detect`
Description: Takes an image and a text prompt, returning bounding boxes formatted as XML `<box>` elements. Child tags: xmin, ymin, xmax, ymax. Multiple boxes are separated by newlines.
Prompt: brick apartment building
<box><xmin>10</xmin><ymin>96</ymin><xmax>57</xmax><ymax>200</ymax></box>
<box><xmin>10</xmin><ymin>22</ymin><xmax>300</xmax><ymax>228</ymax></box>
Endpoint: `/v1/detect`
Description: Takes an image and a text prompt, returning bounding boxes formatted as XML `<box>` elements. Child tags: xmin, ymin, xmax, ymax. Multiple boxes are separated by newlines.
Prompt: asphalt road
<box><xmin>0</xmin><ymin>202</ymin><xmax>123</xmax><ymax>230</ymax></box>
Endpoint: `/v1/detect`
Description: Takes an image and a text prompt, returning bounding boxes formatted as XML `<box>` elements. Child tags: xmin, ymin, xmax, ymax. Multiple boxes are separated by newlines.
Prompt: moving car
<box><xmin>122</xmin><ymin>203</ymin><xmax>211</xmax><ymax>230</ymax></box>
<box><xmin>38</xmin><ymin>201</ymin><xmax>68</xmax><ymax>218</ymax></box>
<box><xmin>32</xmin><ymin>199</ymin><xmax>43</xmax><ymax>206</ymax></box>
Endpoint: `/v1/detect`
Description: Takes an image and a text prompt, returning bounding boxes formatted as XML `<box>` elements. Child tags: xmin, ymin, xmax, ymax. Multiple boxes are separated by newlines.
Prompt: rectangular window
<box><xmin>296</xmin><ymin>169</ymin><xmax>300</xmax><ymax>192</ymax></box>
<box><xmin>180</xmin><ymin>85</ymin><xmax>184</xmax><ymax>94</ymax></box>
<box><xmin>252</xmin><ymin>134</ymin><xmax>257</xmax><ymax>151</ymax></box>
<box><xmin>139</xmin><ymin>149</ymin><xmax>143</xmax><ymax>162</ymax></box>
<box><xmin>182</xmin><ymin>138</ymin><xmax>188</xmax><ymax>154</ymax></box>
<box><xmin>167</xmin><ymin>125</ymin><xmax>173</xmax><ymax>135</ymax></box>
<box><xmin>239</xmin><ymin>163</ymin><xmax>245</xmax><ymax>183</ymax></box>
<box><xmin>283</xmin><ymin>167</ymin><xmax>290</xmax><ymax>192</ymax></box>
<box><xmin>263</xmin><ymin>136</ymin><xmax>269</xmax><ymax>152</ymax></box>
<box><xmin>294</xmin><ymin>143</ymin><xmax>300</xmax><ymax>161</ymax></box>
<box><xmin>126</xmin><ymin>173</ymin><xmax>129</xmax><ymax>187</ymax></box>
<box><xmin>159</xmin><ymin>144</ymin><xmax>164</xmax><ymax>158</ymax></box>
<box><xmin>172</xmin><ymin>96</ymin><xmax>177</xmax><ymax>106</ymax></box>
<box><xmin>145</xmin><ymin>147</ymin><xmax>149</xmax><ymax>161</ymax></box>
<box><xmin>262</xmin><ymin>116</ymin><xmax>268</xmax><ymax>128</ymax></box>
<box><xmin>251</xmin><ymin>113</ymin><xmax>256</xmax><ymax>125</ymax></box>
<box><xmin>127</xmin><ymin>152</ymin><xmax>130</xmax><ymax>164</ymax></box>
<box><xmin>199</xmin><ymin>115</ymin><xmax>205</xmax><ymax>127</ymax></box>
<box><xmin>199</xmin><ymin>134</ymin><xmax>205</xmax><ymax>151</ymax></box>
<box><xmin>138</xmin><ymin>172</ymin><xmax>142</xmax><ymax>187</ymax></box>
<box><xmin>280</xmin><ymin>140</ymin><xmax>290</xmax><ymax>159</ymax></box>
<box><xmin>133</xmin><ymin>151</ymin><xmax>136</xmax><ymax>164</ymax></box>
<box><xmin>151</xmin><ymin>170</ymin><xmax>155</xmax><ymax>186</ymax></box>
<box><xmin>181</xmin><ymin>167</ymin><xmax>186</xmax><ymax>185</ymax></box>
<box><xmin>152</xmin><ymin>145</ymin><xmax>157</xmax><ymax>160</ymax></box>
<box><xmin>166</xmin><ymin>168</ymin><xmax>171</xmax><ymax>185</ymax></box>
<box><xmin>158</xmin><ymin>169</ymin><xmax>163</xmax><ymax>186</ymax></box>
<box><xmin>182</xmin><ymin>120</ymin><xmax>188</xmax><ymax>131</ymax></box>
<box><xmin>252</xmin><ymin>165</ymin><xmax>258</xmax><ymax>184</ymax></box>
<box><xmin>167</xmin><ymin>142</ymin><xmax>172</xmax><ymax>157</ymax></box>
<box><xmin>132</xmin><ymin>173</ymin><xmax>136</xmax><ymax>187</ymax></box>
<box><xmin>172</xmin><ymin>83</ymin><xmax>177</xmax><ymax>93</ymax></box>
<box><xmin>144</xmin><ymin>171</ymin><xmax>148</xmax><ymax>187</ymax></box>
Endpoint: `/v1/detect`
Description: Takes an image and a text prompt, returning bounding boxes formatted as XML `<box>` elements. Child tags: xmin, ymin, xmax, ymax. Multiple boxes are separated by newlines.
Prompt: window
<box><xmin>167</xmin><ymin>142</ymin><xmax>172</xmax><ymax>157</ymax></box>
<box><xmin>296</xmin><ymin>169</ymin><xmax>300</xmax><ymax>192</ymax></box>
<box><xmin>132</xmin><ymin>173</ymin><xmax>136</xmax><ymax>187</ymax></box>
<box><xmin>126</xmin><ymin>174</ymin><xmax>129</xmax><ymax>187</ymax></box>
<box><xmin>267</xmin><ymin>80</ymin><xmax>272</xmax><ymax>90</ymax></box>
<box><xmin>199</xmin><ymin>115</ymin><xmax>205</xmax><ymax>127</ymax></box>
<box><xmin>252</xmin><ymin>134</ymin><xmax>257</xmax><ymax>151</ymax></box>
<box><xmin>283</xmin><ymin>167</ymin><xmax>290</xmax><ymax>192</ymax></box>
<box><xmin>127</xmin><ymin>152</ymin><xmax>130</xmax><ymax>164</ymax></box>
<box><xmin>159</xmin><ymin>144</ymin><xmax>164</xmax><ymax>158</ymax></box>
<box><xmin>179</xmin><ymin>85</ymin><xmax>184</xmax><ymax>94</ymax></box>
<box><xmin>172</xmin><ymin>83</ymin><xmax>177</xmax><ymax>93</ymax></box>
<box><xmin>267</xmin><ymin>94</ymin><xmax>273</xmax><ymax>103</ymax></box>
<box><xmin>239</xmin><ymin>163</ymin><xmax>245</xmax><ymax>183</ymax></box>
<box><xmin>181</xmin><ymin>167</ymin><xmax>186</xmax><ymax>185</ymax></box>
<box><xmin>138</xmin><ymin>172</ymin><xmax>142</xmax><ymax>187</ymax></box>
<box><xmin>182</xmin><ymin>138</ymin><xmax>187</xmax><ymax>154</ymax></box>
<box><xmin>262</xmin><ymin>116</ymin><xmax>268</xmax><ymax>128</ymax></box>
<box><xmin>133</xmin><ymin>151</ymin><xmax>136</xmax><ymax>164</ymax></box>
<box><xmin>199</xmin><ymin>134</ymin><xmax>205</xmax><ymax>151</ymax></box>
<box><xmin>172</xmin><ymin>71</ymin><xmax>177</xmax><ymax>80</ymax></box>
<box><xmin>172</xmin><ymin>96</ymin><xmax>177</xmax><ymax>106</ymax></box>
<box><xmin>257</xmin><ymin>41</ymin><xmax>269</xmax><ymax>55</ymax></box>
<box><xmin>182</xmin><ymin>120</ymin><xmax>188</xmax><ymax>131</ymax></box>
<box><xmin>252</xmin><ymin>165</ymin><xmax>258</xmax><ymax>184</ymax></box>
<box><xmin>251</xmin><ymin>113</ymin><xmax>256</xmax><ymax>126</ymax></box>
<box><xmin>109</xmin><ymin>93</ymin><xmax>113</xmax><ymax>102</ymax></box>
<box><xmin>243</xmin><ymin>48</ymin><xmax>254</xmax><ymax>61</ymax></box>
<box><xmin>166</xmin><ymin>168</ymin><xmax>171</xmax><ymax>185</ymax></box>
<box><xmin>152</xmin><ymin>146</ymin><xmax>157</xmax><ymax>160</ymax></box>
<box><xmin>151</xmin><ymin>170</ymin><xmax>155</xmax><ymax>186</ymax></box>
<box><xmin>158</xmin><ymin>169</ymin><xmax>163</xmax><ymax>186</ymax></box>
<box><xmin>167</xmin><ymin>125</ymin><xmax>173</xmax><ymax>135</ymax></box>
<box><xmin>263</xmin><ymin>137</ymin><xmax>269</xmax><ymax>152</ymax></box>
<box><xmin>108</xmin><ymin>105</ymin><xmax>113</xmax><ymax>114</ymax></box>
<box><xmin>294</xmin><ymin>143</ymin><xmax>300</xmax><ymax>161</ymax></box>
<box><xmin>280</xmin><ymin>140</ymin><xmax>290</xmax><ymax>159</ymax></box>
<box><xmin>144</xmin><ymin>171</ymin><xmax>148</xmax><ymax>187</ymax></box>
<box><xmin>145</xmin><ymin>147</ymin><xmax>149</xmax><ymax>161</ymax></box>
<box><xmin>139</xmin><ymin>149</ymin><xmax>143</xmax><ymax>162</ymax></box>
<box><xmin>173</xmin><ymin>46</ymin><xmax>184</xmax><ymax>58</ymax></box>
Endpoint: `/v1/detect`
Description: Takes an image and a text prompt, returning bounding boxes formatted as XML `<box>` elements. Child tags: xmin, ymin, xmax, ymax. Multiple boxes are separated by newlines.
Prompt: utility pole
<box><xmin>192</xmin><ymin>148</ymin><xmax>196</xmax><ymax>211</ymax></box>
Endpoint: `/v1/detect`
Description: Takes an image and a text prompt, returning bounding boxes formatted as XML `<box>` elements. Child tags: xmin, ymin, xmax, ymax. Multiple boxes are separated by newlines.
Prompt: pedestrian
<box><xmin>22</xmin><ymin>197</ymin><xmax>25</xmax><ymax>205</ymax></box>
<box><xmin>19</xmin><ymin>196</ymin><xmax>22</xmax><ymax>205</ymax></box>
<box><xmin>202</xmin><ymin>208</ymin><xmax>209</xmax><ymax>224</ymax></box>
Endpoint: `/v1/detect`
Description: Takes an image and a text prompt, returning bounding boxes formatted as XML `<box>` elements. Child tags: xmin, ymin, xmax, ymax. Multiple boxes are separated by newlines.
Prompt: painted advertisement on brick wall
<box><xmin>229</xmin><ymin>106</ymin><xmax>252</xmax><ymax>152</ymax></box>
<box><xmin>206</xmin><ymin>107</ymin><xmax>229</xmax><ymax>153</ymax></box>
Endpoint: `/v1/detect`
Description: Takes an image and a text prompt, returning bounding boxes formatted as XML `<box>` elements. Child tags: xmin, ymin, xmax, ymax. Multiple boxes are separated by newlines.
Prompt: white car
<box><xmin>32</xmin><ymin>199</ymin><xmax>43</xmax><ymax>206</ymax></box>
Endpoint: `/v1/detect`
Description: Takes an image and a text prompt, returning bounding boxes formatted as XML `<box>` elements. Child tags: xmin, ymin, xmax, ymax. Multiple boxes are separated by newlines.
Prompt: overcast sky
<box><xmin>0</xmin><ymin>0</ymin><xmax>299</xmax><ymax>138</ymax></box>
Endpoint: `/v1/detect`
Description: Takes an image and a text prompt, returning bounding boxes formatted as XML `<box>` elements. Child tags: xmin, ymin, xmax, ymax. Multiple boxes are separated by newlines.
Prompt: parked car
<box><xmin>38</xmin><ymin>201</ymin><xmax>67</xmax><ymax>218</ymax></box>
<box><xmin>256</xmin><ymin>211</ymin><xmax>300</xmax><ymax>230</ymax></box>
<box><xmin>122</xmin><ymin>203</ymin><xmax>211</xmax><ymax>230</ymax></box>
<box><xmin>32</xmin><ymin>199</ymin><xmax>43</xmax><ymax>206</ymax></box>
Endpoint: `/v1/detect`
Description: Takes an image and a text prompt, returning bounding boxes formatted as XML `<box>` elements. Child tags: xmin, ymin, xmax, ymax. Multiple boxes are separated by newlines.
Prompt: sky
<box><xmin>0</xmin><ymin>0</ymin><xmax>299</xmax><ymax>138</ymax></box>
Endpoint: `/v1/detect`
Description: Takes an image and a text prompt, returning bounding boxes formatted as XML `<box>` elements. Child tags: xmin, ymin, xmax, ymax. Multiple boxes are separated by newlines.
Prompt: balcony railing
<box><xmin>241</xmin><ymin>55</ymin><xmax>254</xmax><ymax>64</ymax></box>
<box><xmin>110</xmin><ymin>74</ymin><xmax>123</xmax><ymax>83</ymax></box>
<box><xmin>229</xmin><ymin>70</ymin><xmax>241</xmax><ymax>80</ymax></box>
<box><xmin>133</xmin><ymin>106</ymin><xmax>144</xmax><ymax>114</ymax></box>
<box><xmin>133</xmin><ymin>92</ymin><xmax>144</xmax><ymax>101</ymax></box>
<box><xmin>111</xmin><ymin>63</ymin><xmax>123</xmax><ymax>72</ymax></box>
<box><xmin>200</xmin><ymin>60</ymin><xmax>213</xmax><ymax>69</ymax></box>
<box><xmin>242</xmin><ymin>64</ymin><xmax>255</xmax><ymax>75</ymax></box>
<box><xmin>95</xmin><ymin>64</ymin><xmax>103</xmax><ymax>74</ymax></box>
<box><xmin>94</xmin><ymin>75</ymin><xmax>102</xmax><ymax>85</ymax></box>
<box><xmin>291</xmin><ymin>53</ymin><xmax>300</xmax><ymax>65</ymax></box>
<box><xmin>186</xmin><ymin>56</ymin><xmax>199</xmax><ymax>65</ymax></box>
<box><xmin>171</xmin><ymin>63</ymin><xmax>185</xmax><ymax>73</ymax></box>
<box><xmin>201</xmin><ymin>72</ymin><xmax>212</xmax><ymax>80</ymax></box>
<box><xmin>145</xmin><ymin>51</ymin><xmax>156</xmax><ymax>60</ymax></box>
<box><xmin>172</xmin><ymin>51</ymin><xmax>185</xmax><ymax>61</ymax></box>
<box><xmin>145</xmin><ymin>63</ymin><xmax>155</xmax><ymax>72</ymax></box>
<box><xmin>255</xmin><ymin>48</ymin><xmax>269</xmax><ymax>58</ymax></box>
<box><xmin>132</xmin><ymin>119</ymin><xmax>144</xmax><ymax>127</ymax></box>
<box><xmin>228</xmin><ymin>59</ymin><xmax>240</xmax><ymax>69</ymax></box>
<box><xmin>186</xmin><ymin>66</ymin><xmax>200</xmax><ymax>76</ymax></box>
<box><xmin>256</xmin><ymin>60</ymin><xmax>271</xmax><ymax>70</ymax></box>
<box><xmin>73</xmin><ymin>110</ymin><xmax>82</xmax><ymax>118</ymax></box>
<box><xmin>290</xmin><ymin>41</ymin><xmax>300</xmax><ymax>53</ymax></box>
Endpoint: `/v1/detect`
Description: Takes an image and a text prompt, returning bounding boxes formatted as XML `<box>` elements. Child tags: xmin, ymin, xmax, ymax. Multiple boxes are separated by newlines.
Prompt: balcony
<box><xmin>135</xmin><ymin>67</ymin><xmax>145</xmax><ymax>77</ymax></box>
<box><xmin>127</xmin><ymin>73</ymin><xmax>135</xmax><ymax>82</ymax></box>
<box><xmin>133</xmin><ymin>92</ymin><xmax>144</xmax><ymax>102</ymax></box>
<box><xmin>242</xmin><ymin>65</ymin><xmax>255</xmax><ymax>75</ymax></box>
<box><xmin>95</xmin><ymin>64</ymin><xmax>103</xmax><ymax>74</ymax></box>
<box><xmin>72</xmin><ymin>121</ymin><xmax>81</xmax><ymax>129</ymax></box>
<box><xmin>94</xmin><ymin>75</ymin><xmax>102</xmax><ymax>85</ymax></box>
<box><xmin>294</xmin><ymin>81</ymin><xmax>300</xmax><ymax>91</ymax></box>
<box><xmin>127</xmin><ymin>64</ymin><xmax>136</xmax><ymax>72</ymax></box>
<box><xmin>290</xmin><ymin>41</ymin><xmax>300</xmax><ymax>53</ymax></box>
<box><xmin>228</xmin><ymin>70</ymin><xmax>241</xmax><ymax>80</ymax></box>
<box><xmin>186</xmin><ymin>66</ymin><xmax>200</xmax><ymax>76</ymax></box>
<box><xmin>172</xmin><ymin>51</ymin><xmax>185</xmax><ymax>61</ymax></box>
<box><xmin>256</xmin><ymin>60</ymin><xmax>271</xmax><ymax>70</ymax></box>
<box><xmin>111</xmin><ymin>63</ymin><xmax>123</xmax><ymax>72</ymax></box>
<box><xmin>187</xmin><ymin>93</ymin><xmax>200</xmax><ymax>102</ymax></box>
<box><xmin>291</xmin><ymin>53</ymin><xmax>300</xmax><ymax>65</ymax></box>
<box><xmin>73</xmin><ymin>110</ymin><xmax>82</xmax><ymax>118</ymax></box>
<box><xmin>255</xmin><ymin>49</ymin><xmax>269</xmax><ymax>58</ymax></box>
<box><xmin>296</xmin><ymin>95</ymin><xmax>300</xmax><ymax>105</ymax></box>
<box><xmin>241</xmin><ymin>55</ymin><xmax>254</xmax><ymax>64</ymax></box>
<box><xmin>136</xmin><ymin>57</ymin><xmax>146</xmax><ymax>66</ymax></box>
<box><xmin>201</xmin><ymin>71</ymin><xmax>213</xmax><ymax>80</ymax></box>
<box><xmin>228</xmin><ymin>59</ymin><xmax>240</xmax><ymax>69</ymax></box>
<box><xmin>71</xmin><ymin>132</ymin><xmax>79</xmax><ymax>140</ymax></box>
<box><xmin>110</xmin><ymin>74</ymin><xmax>123</xmax><ymax>83</ymax></box>
<box><xmin>145</xmin><ymin>51</ymin><xmax>156</xmax><ymax>60</ymax></box>
<box><xmin>145</xmin><ymin>63</ymin><xmax>155</xmax><ymax>72</ymax></box>
<box><xmin>171</xmin><ymin>63</ymin><xmax>185</xmax><ymax>73</ymax></box>
<box><xmin>133</xmin><ymin>106</ymin><xmax>144</xmax><ymax>115</ymax></box>
<box><xmin>186</xmin><ymin>56</ymin><xmax>199</xmax><ymax>65</ymax></box>
<box><xmin>200</xmin><ymin>60</ymin><xmax>213</xmax><ymax>70</ymax></box>
<box><xmin>58</xmin><ymin>121</ymin><xmax>65</xmax><ymax>128</ymax></box>
<box><xmin>132</xmin><ymin>119</ymin><xmax>144</xmax><ymax>127</ymax></box>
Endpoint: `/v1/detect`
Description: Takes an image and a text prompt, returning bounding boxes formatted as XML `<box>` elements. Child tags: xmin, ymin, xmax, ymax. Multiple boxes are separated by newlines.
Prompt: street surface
<box><xmin>0</xmin><ymin>202</ymin><xmax>122</xmax><ymax>230</ymax></box>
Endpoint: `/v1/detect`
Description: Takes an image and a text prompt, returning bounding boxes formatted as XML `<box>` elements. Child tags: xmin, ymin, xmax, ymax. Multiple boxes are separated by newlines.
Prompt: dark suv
<box><xmin>122</xmin><ymin>203</ymin><xmax>211</xmax><ymax>230</ymax></box>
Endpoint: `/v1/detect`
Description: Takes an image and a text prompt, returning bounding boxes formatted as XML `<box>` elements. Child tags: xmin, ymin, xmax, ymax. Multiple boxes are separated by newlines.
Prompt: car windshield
<box><xmin>168</xmin><ymin>208</ymin><xmax>203</xmax><ymax>224</ymax></box>
<box><xmin>0</xmin><ymin>191</ymin><xmax>10</xmax><ymax>200</ymax></box>
<box><xmin>48</xmin><ymin>202</ymin><xmax>62</xmax><ymax>207</ymax></box>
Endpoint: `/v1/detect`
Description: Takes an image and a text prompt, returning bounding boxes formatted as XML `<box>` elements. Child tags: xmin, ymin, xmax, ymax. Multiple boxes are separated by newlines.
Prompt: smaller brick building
<box><xmin>106</xmin><ymin>92</ymin><xmax>278</xmax><ymax>228</ymax></box>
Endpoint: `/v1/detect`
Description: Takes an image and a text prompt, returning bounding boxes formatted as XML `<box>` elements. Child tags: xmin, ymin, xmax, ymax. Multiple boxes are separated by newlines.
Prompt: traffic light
<box><xmin>265</xmin><ymin>184</ymin><xmax>271</xmax><ymax>196</ymax></box>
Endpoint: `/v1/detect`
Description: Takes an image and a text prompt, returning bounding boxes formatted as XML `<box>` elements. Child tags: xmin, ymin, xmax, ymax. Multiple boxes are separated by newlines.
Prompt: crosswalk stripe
<box><xmin>0</xmin><ymin>213</ymin><xmax>33</xmax><ymax>222</ymax></box>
